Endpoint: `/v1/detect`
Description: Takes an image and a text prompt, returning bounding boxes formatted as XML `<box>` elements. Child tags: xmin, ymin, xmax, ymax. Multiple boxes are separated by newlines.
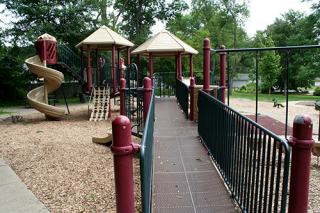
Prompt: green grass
<box><xmin>1</xmin><ymin>97</ymin><xmax>88</xmax><ymax>110</ymax></box>
<box><xmin>0</xmin><ymin>110</ymin><xmax>15</xmax><ymax>115</ymax></box>
<box><xmin>228</xmin><ymin>90</ymin><xmax>319</xmax><ymax>102</ymax></box>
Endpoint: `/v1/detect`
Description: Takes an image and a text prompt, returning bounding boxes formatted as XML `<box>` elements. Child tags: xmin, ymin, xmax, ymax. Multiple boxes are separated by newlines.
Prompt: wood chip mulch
<box><xmin>0</xmin><ymin>104</ymin><xmax>142</xmax><ymax>212</ymax></box>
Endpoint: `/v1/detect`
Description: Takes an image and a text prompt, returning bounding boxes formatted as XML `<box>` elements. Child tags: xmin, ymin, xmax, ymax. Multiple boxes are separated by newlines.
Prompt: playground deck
<box><xmin>152</xmin><ymin>98</ymin><xmax>238</xmax><ymax>213</ymax></box>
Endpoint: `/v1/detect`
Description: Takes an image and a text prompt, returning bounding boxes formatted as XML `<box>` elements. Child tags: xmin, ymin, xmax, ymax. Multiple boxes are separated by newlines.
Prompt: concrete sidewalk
<box><xmin>0</xmin><ymin>103</ymin><xmax>88</xmax><ymax>212</ymax></box>
<box><xmin>0</xmin><ymin>158</ymin><xmax>50</xmax><ymax>213</ymax></box>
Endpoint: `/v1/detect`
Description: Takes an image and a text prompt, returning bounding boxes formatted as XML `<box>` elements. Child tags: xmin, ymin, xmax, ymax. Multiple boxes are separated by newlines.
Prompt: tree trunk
<box><xmin>284</xmin><ymin>80</ymin><xmax>287</xmax><ymax>96</ymax></box>
<box><xmin>269</xmin><ymin>85</ymin><xmax>271</xmax><ymax>101</ymax></box>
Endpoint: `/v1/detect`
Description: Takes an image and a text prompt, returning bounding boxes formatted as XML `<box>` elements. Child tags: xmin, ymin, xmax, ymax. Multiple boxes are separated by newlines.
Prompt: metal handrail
<box><xmin>176</xmin><ymin>78</ymin><xmax>189</xmax><ymax>119</ymax></box>
<box><xmin>211</xmin><ymin>44</ymin><xmax>320</xmax><ymax>139</ymax></box>
<box><xmin>56</xmin><ymin>44</ymin><xmax>87</xmax><ymax>83</ymax></box>
<box><xmin>140</xmin><ymin>88</ymin><xmax>155</xmax><ymax>213</ymax></box>
<box><xmin>198</xmin><ymin>89</ymin><xmax>290</xmax><ymax>213</ymax></box>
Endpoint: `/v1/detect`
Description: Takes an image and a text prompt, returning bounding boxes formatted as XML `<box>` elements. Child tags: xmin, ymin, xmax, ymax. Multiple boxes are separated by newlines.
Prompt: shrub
<box><xmin>314</xmin><ymin>87</ymin><xmax>320</xmax><ymax>96</ymax></box>
<box><xmin>240</xmin><ymin>85</ymin><xmax>246</xmax><ymax>91</ymax></box>
<box><xmin>246</xmin><ymin>83</ymin><xmax>261</xmax><ymax>92</ymax></box>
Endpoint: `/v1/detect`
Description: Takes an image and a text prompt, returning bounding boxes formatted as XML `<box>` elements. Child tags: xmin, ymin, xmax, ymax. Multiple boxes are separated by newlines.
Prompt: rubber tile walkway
<box><xmin>152</xmin><ymin>98</ymin><xmax>238</xmax><ymax>213</ymax></box>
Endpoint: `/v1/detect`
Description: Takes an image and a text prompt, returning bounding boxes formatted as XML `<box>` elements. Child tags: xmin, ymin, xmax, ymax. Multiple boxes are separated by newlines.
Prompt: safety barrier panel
<box><xmin>176</xmin><ymin>77</ymin><xmax>189</xmax><ymax>119</ymax></box>
<box><xmin>198</xmin><ymin>89</ymin><xmax>291</xmax><ymax>213</ymax></box>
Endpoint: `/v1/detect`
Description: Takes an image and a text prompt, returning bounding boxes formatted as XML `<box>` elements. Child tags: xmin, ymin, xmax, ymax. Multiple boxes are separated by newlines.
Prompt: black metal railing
<box><xmin>212</xmin><ymin>45</ymin><xmax>320</xmax><ymax>138</ymax></box>
<box><xmin>176</xmin><ymin>78</ymin><xmax>189</xmax><ymax>119</ymax></box>
<box><xmin>140</xmin><ymin>88</ymin><xmax>155</xmax><ymax>213</ymax></box>
<box><xmin>198</xmin><ymin>90</ymin><xmax>290</xmax><ymax>213</ymax></box>
<box><xmin>56</xmin><ymin>44</ymin><xmax>86</xmax><ymax>83</ymax></box>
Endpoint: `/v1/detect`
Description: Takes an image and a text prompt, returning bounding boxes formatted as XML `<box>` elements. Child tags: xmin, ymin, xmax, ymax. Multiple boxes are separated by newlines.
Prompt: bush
<box><xmin>314</xmin><ymin>87</ymin><xmax>320</xmax><ymax>96</ymax></box>
<box><xmin>240</xmin><ymin>85</ymin><xmax>246</xmax><ymax>91</ymax></box>
<box><xmin>246</xmin><ymin>83</ymin><xmax>261</xmax><ymax>92</ymax></box>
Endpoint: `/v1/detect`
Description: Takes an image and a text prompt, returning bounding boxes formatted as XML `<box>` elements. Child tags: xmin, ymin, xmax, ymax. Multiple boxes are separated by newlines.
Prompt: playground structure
<box><xmin>24</xmin><ymin>27</ymin><xmax>320</xmax><ymax>212</ymax></box>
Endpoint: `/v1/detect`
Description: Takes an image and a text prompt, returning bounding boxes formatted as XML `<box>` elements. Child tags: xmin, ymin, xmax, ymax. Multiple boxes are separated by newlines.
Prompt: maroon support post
<box><xmin>189</xmin><ymin>54</ymin><xmax>195</xmax><ymax>121</ymax></box>
<box><xmin>149</xmin><ymin>52</ymin><xmax>153</xmax><ymax>87</ymax></box>
<box><xmin>143</xmin><ymin>77</ymin><xmax>152</xmax><ymax>126</ymax></box>
<box><xmin>111</xmin><ymin>115</ymin><xmax>140</xmax><ymax>213</ymax></box>
<box><xmin>287</xmin><ymin>114</ymin><xmax>315</xmax><ymax>213</ymax></box>
<box><xmin>220</xmin><ymin>45</ymin><xmax>226</xmax><ymax>104</ymax></box>
<box><xmin>203</xmin><ymin>38</ymin><xmax>210</xmax><ymax>94</ymax></box>
<box><xmin>120</xmin><ymin>78</ymin><xmax>126</xmax><ymax>115</ymax></box>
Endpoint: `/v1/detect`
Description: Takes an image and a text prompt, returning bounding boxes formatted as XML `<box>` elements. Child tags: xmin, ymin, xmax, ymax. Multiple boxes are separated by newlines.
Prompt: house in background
<box><xmin>315</xmin><ymin>77</ymin><xmax>320</xmax><ymax>86</ymax></box>
<box><xmin>214</xmin><ymin>73</ymin><xmax>258</xmax><ymax>88</ymax></box>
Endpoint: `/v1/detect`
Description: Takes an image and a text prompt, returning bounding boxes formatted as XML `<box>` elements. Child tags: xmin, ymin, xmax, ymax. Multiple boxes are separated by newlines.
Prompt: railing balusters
<box><xmin>198</xmin><ymin>90</ymin><xmax>290</xmax><ymax>212</ymax></box>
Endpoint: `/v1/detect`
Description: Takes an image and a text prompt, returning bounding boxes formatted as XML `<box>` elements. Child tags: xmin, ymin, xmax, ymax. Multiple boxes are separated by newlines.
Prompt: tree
<box><xmin>0</xmin><ymin>42</ymin><xmax>29</xmax><ymax>106</ymax></box>
<box><xmin>267</xmin><ymin>9</ymin><xmax>319</xmax><ymax>93</ymax></box>
<box><xmin>0</xmin><ymin>0</ymin><xmax>99</xmax><ymax>49</ymax></box>
<box><xmin>112</xmin><ymin>0</ymin><xmax>188</xmax><ymax>46</ymax></box>
<box><xmin>259</xmin><ymin>37</ymin><xmax>281</xmax><ymax>100</ymax></box>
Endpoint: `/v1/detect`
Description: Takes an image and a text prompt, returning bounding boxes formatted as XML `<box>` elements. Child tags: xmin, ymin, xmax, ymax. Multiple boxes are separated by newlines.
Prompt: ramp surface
<box><xmin>152</xmin><ymin>98</ymin><xmax>238</xmax><ymax>213</ymax></box>
<box><xmin>25</xmin><ymin>56</ymin><xmax>65</xmax><ymax>119</ymax></box>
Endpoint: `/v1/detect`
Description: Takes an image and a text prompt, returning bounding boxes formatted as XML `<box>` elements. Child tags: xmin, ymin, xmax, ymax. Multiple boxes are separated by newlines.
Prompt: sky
<box><xmin>152</xmin><ymin>0</ymin><xmax>317</xmax><ymax>37</ymax></box>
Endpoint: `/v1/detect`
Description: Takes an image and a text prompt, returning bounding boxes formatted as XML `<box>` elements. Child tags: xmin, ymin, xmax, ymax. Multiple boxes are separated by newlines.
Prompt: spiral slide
<box><xmin>25</xmin><ymin>55</ymin><xmax>65</xmax><ymax>119</ymax></box>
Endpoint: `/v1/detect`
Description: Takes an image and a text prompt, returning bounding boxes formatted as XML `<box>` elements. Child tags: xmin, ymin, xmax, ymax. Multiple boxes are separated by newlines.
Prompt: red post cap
<box><xmin>293</xmin><ymin>114</ymin><xmax>313</xmax><ymax>140</ymax></box>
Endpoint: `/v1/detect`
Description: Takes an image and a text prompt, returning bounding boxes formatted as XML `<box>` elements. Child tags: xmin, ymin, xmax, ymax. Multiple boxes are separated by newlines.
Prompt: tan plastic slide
<box><xmin>92</xmin><ymin>133</ymin><xmax>113</xmax><ymax>144</ymax></box>
<box><xmin>25</xmin><ymin>55</ymin><xmax>65</xmax><ymax>119</ymax></box>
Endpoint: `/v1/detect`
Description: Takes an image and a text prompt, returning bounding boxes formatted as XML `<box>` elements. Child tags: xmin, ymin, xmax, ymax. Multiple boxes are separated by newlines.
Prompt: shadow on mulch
<box><xmin>245</xmin><ymin>115</ymin><xmax>293</xmax><ymax>136</ymax></box>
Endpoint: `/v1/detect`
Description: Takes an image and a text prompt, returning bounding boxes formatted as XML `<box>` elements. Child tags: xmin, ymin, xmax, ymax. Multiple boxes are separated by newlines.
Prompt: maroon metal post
<box><xmin>87</xmin><ymin>44</ymin><xmax>92</xmax><ymax>94</ymax></box>
<box><xmin>143</xmin><ymin>77</ymin><xmax>152</xmax><ymax>126</ymax></box>
<box><xmin>203</xmin><ymin>38</ymin><xmax>210</xmax><ymax>94</ymax></box>
<box><xmin>189</xmin><ymin>54</ymin><xmax>195</xmax><ymax>121</ymax></box>
<box><xmin>120</xmin><ymin>78</ymin><xmax>126</xmax><ymax>115</ymax></box>
<box><xmin>149</xmin><ymin>52</ymin><xmax>154</xmax><ymax>87</ymax></box>
<box><xmin>287</xmin><ymin>114</ymin><xmax>315</xmax><ymax>213</ymax></box>
<box><xmin>111</xmin><ymin>115</ymin><xmax>140</xmax><ymax>213</ymax></box>
<box><xmin>220</xmin><ymin>45</ymin><xmax>226</xmax><ymax>104</ymax></box>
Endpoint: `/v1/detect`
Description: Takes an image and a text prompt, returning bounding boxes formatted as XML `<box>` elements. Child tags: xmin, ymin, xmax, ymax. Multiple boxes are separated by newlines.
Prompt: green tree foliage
<box><xmin>267</xmin><ymin>9</ymin><xmax>319</xmax><ymax>91</ymax></box>
<box><xmin>0</xmin><ymin>42</ymin><xmax>29</xmax><ymax>106</ymax></box>
<box><xmin>0</xmin><ymin>0</ymin><xmax>99</xmax><ymax>49</ymax></box>
<box><xmin>112</xmin><ymin>0</ymin><xmax>188</xmax><ymax>46</ymax></box>
<box><xmin>259</xmin><ymin>37</ymin><xmax>281</xmax><ymax>100</ymax></box>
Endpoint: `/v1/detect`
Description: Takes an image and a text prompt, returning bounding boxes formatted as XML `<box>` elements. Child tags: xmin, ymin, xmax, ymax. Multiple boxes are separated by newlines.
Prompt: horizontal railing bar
<box><xmin>211</xmin><ymin>45</ymin><xmax>320</xmax><ymax>53</ymax></box>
